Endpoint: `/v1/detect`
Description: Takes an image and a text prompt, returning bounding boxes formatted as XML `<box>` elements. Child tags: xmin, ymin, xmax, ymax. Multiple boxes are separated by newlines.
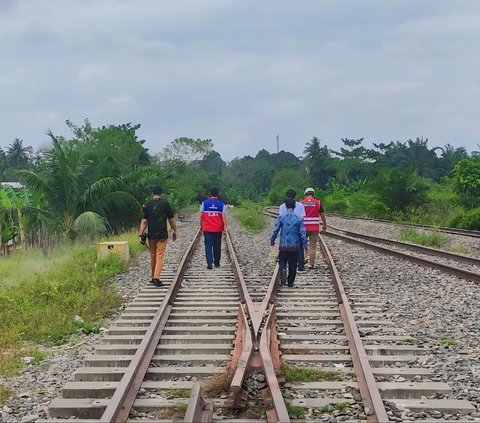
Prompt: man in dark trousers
<box><xmin>200</xmin><ymin>187</ymin><xmax>227</xmax><ymax>269</ymax></box>
<box><xmin>139</xmin><ymin>186</ymin><xmax>177</xmax><ymax>287</ymax></box>
<box><xmin>271</xmin><ymin>198</ymin><xmax>308</xmax><ymax>287</ymax></box>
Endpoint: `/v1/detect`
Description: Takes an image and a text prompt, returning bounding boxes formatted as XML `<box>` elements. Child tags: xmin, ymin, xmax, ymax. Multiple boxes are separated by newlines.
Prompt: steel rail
<box><xmin>99</xmin><ymin>228</ymin><xmax>202</xmax><ymax>423</ymax></box>
<box><xmin>325</xmin><ymin>230</ymin><xmax>480</xmax><ymax>284</ymax></box>
<box><xmin>329</xmin><ymin>225</ymin><xmax>480</xmax><ymax>266</ymax></box>
<box><xmin>318</xmin><ymin>235</ymin><xmax>389</xmax><ymax>423</ymax></box>
<box><xmin>326</xmin><ymin>212</ymin><xmax>480</xmax><ymax>239</ymax></box>
<box><xmin>226</xmin><ymin>229</ymin><xmax>291</xmax><ymax>422</ymax></box>
<box><xmin>259</xmin><ymin>304</ymin><xmax>291</xmax><ymax>423</ymax></box>
<box><xmin>184</xmin><ymin>383</ymin><xmax>214</xmax><ymax>422</ymax></box>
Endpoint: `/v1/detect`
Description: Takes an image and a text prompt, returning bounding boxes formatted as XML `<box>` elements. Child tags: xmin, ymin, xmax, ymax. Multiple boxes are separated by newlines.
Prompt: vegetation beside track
<box><xmin>230</xmin><ymin>201</ymin><xmax>266</xmax><ymax>232</ymax></box>
<box><xmin>281</xmin><ymin>363</ymin><xmax>342</xmax><ymax>382</ymax></box>
<box><xmin>397</xmin><ymin>228</ymin><xmax>447</xmax><ymax>248</ymax></box>
<box><xmin>0</xmin><ymin>231</ymin><xmax>143</xmax><ymax>377</ymax></box>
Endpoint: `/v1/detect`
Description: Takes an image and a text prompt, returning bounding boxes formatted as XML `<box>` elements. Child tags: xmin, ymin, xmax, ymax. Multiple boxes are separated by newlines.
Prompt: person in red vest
<box><xmin>300</xmin><ymin>188</ymin><xmax>327</xmax><ymax>269</ymax></box>
<box><xmin>200</xmin><ymin>187</ymin><xmax>227</xmax><ymax>269</ymax></box>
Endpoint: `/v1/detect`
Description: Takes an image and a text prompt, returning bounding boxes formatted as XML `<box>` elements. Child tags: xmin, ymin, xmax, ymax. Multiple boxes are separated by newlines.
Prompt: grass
<box><xmin>0</xmin><ymin>385</ymin><xmax>13</xmax><ymax>403</ymax></box>
<box><xmin>397</xmin><ymin>228</ymin><xmax>447</xmax><ymax>248</ymax></box>
<box><xmin>230</xmin><ymin>205</ymin><xmax>266</xmax><ymax>232</ymax></box>
<box><xmin>201</xmin><ymin>371</ymin><xmax>233</xmax><ymax>396</ymax></box>
<box><xmin>281</xmin><ymin>363</ymin><xmax>342</xmax><ymax>383</ymax></box>
<box><xmin>164</xmin><ymin>388</ymin><xmax>191</xmax><ymax>398</ymax></box>
<box><xmin>285</xmin><ymin>400</ymin><xmax>305</xmax><ymax>419</ymax></box>
<box><xmin>448</xmin><ymin>242</ymin><xmax>469</xmax><ymax>254</ymax></box>
<box><xmin>171</xmin><ymin>403</ymin><xmax>187</xmax><ymax>415</ymax></box>
<box><xmin>437</xmin><ymin>335</ymin><xmax>457</xmax><ymax>346</ymax></box>
<box><xmin>318</xmin><ymin>402</ymin><xmax>350</xmax><ymax>413</ymax></box>
<box><xmin>0</xmin><ymin>230</ymin><xmax>142</xmax><ymax>376</ymax></box>
<box><xmin>401</xmin><ymin>338</ymin><xmax>417</xmax><ymax>344</ymax></box>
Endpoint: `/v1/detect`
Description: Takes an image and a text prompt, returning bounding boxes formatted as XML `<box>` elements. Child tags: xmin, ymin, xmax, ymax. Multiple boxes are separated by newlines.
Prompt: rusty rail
<box><xmin>318</xmin><ymin>235</ymin><xmax>389</xmax><ymax>423</ymax></box>
<box><xmin>99</xmin><ymin>228</ymin><xmax>201</xmax><ymax>423</ymax></box>
<box><xmin>184</xmin><ymin>383</ymin><xmax>214</xmax><ymax>423</ymax></box>
<box><xmin>325</xmin><ymin>230</ymin><xmax>480</xmax><ymax>284</ymax></box>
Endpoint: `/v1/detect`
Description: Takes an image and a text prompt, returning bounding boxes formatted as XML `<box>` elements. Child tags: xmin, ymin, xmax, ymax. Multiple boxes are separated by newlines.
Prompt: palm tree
<box><xmin>21</xmin><ymin>131</ymin><xmax>140</xmax><ymax>238</ymax></box>
<box><xmin>6</xmin><ymin>138</ymin><xmax>31</xmax><ymax>168</ymax></box>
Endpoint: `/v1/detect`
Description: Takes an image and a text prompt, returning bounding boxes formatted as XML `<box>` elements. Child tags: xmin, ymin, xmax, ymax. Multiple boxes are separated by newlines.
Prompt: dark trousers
<box><xmin>204</xmin><ymin>232</ymin><xmax>222</xmax><ymax>266</ymax></box>
<box><xmin>278</xmin><ymin>250</ymin><xmax>299</xmax><ymax>285</ymax></box>
<box><xmin>298</xmin><ymin>247</ymin><xmax>305</xmax><ymax>270</ymax></box>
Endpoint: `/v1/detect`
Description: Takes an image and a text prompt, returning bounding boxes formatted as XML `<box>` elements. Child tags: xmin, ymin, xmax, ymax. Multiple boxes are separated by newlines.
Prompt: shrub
<box><xmin>448</xmin><ymin>208</ymin><xmax>480</xmax><ymax>230</ymax></box>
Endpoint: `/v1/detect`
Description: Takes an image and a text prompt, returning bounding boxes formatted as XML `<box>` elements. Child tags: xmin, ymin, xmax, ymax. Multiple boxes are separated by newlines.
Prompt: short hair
<box><xmin>285</xmin><ymin>198</ymin><xmax>296</xmax><ymax>210</ymax></box>
<box><xmin>210</xmin><ymin>187</ymin><xmax>219</xmax><ymax>197</ymax></box>
<box><xmin>152</xmin><ymin>186</ymin><xmax>163</xmax><ymax>195</ymax></box>
<box><xmin>286</xmin><ymin>189</ymin><xmax>296</xmax><ymax>199</ymax></box>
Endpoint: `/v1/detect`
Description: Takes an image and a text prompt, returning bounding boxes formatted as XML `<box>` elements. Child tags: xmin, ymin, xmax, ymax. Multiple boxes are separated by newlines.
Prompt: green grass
<box><xmin>230</xmin><ymin>206</ymin><xmax>266</xmax><ymax>232</ymax></box>
<box><xmin>437</xmin><ymin>335</ymin><xmax>457</xmax><ymax>346</ymax></box>
<box><xmin>0</xmin><ymin>385</ymin><xmax>13</xmax><ymax>403</ymax></box>
<box><xmin>0</xmin><ymin>230</ymin><xmax>142</xmax><ymax>376</ymax></box>
<box><xmin>318</xmin><ymin>402</ymin><xmax>350</xmax><ymax>413</ymax></box>
<box><xmin>171</xmin><ymin>403</ymin><xmax>188</xmax><ymax>414</ymax></box>
<box><xmin>401</xmin><ymin>338</ymin><xmax>417</xmax><ymax>344</ymax></box>
<box><xmin>282</xmin><ymin>363</ymin><xmax>342</xmax><ymax>382</ymax></box>
<box><xmin>285</xmin><ymin>400</ymin><xmax>305</xmax><ymax>419</ymax></box>
<box><xmin>397</xmin><ymin>228</ymin><xmax>447</xmax><ymax>248</ymax></box>
<box><xmin>448</xmin><ymin>242</ymin><xmax>469</xmax><ymax>254</ymax></box>
<box><xmin>164</xmin><ymin>388</ymin><xmax>191</xmax><ymax>398</ymax></box>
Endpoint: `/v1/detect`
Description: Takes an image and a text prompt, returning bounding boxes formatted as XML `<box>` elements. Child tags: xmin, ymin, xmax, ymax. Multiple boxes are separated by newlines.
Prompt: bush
<box><xmin>448</xmin><ymin>208</ymin><xmax>480</xmax><ymax>230</ymax></box>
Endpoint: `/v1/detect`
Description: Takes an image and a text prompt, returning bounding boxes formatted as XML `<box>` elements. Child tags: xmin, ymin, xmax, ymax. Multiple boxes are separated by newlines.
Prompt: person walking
<box><xmin>200</xmin><ymin>187</ymin><xmax>227</xmax><ymax>269</ymax></box>
<box><xmin>139</xmin><ymin>186</ymin><xmax>177</xmax><ymax>287</ymax></box>
<box><xmin>300</xmin><ymin>187</ymin><xmax>327</xmax><ymax>269</ymax></box>
<box><xmin>278</xmin><ymin>189</ymin><xmax>307</xmax><ymax>271</ymax></box>
<box><xmin>271</xmin><ymin>198</ymin><xmax>308</xmax><ymax>287</ymax></box>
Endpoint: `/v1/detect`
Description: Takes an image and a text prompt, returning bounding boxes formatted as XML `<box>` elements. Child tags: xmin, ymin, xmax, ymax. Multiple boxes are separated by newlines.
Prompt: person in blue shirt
<box><xmin>271</xmin><ymin>198</ymin><xmax>308</xmax><ymax>287</ymax></box>
<box><xmin>278</xmin><ymin>189</ymin><xmax>307</xmax><ymax>271</ymax></box>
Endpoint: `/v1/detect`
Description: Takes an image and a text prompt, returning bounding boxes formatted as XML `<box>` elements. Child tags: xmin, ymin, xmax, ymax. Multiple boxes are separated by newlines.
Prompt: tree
<box><xmin>6</xmin><ymin>138</ymin><xmax>32</xmax><ymax>169</ymax></box>
<box><xmin>158</xmin><ymin>137</ymin><xmax>213</xmax><ymax>163</ymax></box>
<box><xmin>452</xmin><ymin>157</ymin><xmax>480</xmax><ymax>207</ymax></box>
<box><xmin>21</xmin><ymin>131</ymin><xmax>140</xmax><ymax>238</ymax></box>
<box><xmin>303</xmin><ymin>137</ymin><xmax>335</xmax><ymax>188</ymax></box>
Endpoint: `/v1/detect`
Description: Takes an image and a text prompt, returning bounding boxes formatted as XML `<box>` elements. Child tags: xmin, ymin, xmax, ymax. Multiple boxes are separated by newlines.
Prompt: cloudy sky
<box><xmin>1</xmin><ymin>0</ymin><xmax>479</xmax><ymax>160</ymax></box>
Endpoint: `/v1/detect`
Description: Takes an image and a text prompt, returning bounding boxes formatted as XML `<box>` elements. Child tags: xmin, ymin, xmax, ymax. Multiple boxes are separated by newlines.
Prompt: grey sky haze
<box><xmin>1</xmin><ymin>0</ymin><xmax>479</xmax><ymax>160</ymax></box>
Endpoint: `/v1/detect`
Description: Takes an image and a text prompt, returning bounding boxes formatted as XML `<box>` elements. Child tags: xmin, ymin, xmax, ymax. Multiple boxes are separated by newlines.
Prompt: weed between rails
<box><xmin>281</xmin><ymin>363</ymin><xmax>342</xmax><ymax>383</ymax></box>
<box><xmin>230</xmin><ymin>203</ymin><xmax>266</xmax><ymax>232</ymax></box>
<box><xmin>397</xmin><ymin>228</ymin><xmax>447</xmax><ymax>248</ymax></box>
<box><xmin>0</xmin><ymin>231</ymin><xmax>142</xmax><ymax>376</ymax></box>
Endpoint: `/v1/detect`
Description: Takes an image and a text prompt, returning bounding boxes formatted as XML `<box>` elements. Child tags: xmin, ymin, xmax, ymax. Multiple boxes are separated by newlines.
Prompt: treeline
<box><xmin>1</xmin><ymin>120</ymin><xmax>480</xmax><ymax>254</ymax></box>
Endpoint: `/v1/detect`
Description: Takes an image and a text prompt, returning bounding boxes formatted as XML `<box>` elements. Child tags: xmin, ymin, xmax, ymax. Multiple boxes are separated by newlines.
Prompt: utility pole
<box><xmin>276</xmin><ymin>135</ymin><xmax>279</xmax><ymax>153</ymax></box>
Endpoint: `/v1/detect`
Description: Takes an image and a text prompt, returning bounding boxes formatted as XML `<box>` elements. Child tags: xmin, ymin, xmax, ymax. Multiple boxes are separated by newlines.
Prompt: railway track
<box><xmin>265</xmin><ymin>207</ymin><xmax>480</xmax><ymax>284</ymax></box>
<box><xmin>327</xmin><ymin>213</ymin><xmax>480</xmax><ymax>239</ymax></box>
<box><xmin>37</xmin><ymin>211</ymin><xmax>478</xmax><ymax>422</ymax></box>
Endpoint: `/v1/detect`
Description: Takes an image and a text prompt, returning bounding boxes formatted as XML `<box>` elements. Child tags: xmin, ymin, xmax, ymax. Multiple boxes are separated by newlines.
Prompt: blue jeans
<box><xmin>204</xmin><ymin>232</ymin><xmax>222</xmax><ymax>266</ymax></box>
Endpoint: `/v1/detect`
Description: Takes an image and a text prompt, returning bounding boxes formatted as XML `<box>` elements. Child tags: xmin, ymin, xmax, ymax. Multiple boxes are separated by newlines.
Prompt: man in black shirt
<box><xmin>138</xmin><ymin>186</ymin><xmax>177</xmax><ymax>287</ymax></box>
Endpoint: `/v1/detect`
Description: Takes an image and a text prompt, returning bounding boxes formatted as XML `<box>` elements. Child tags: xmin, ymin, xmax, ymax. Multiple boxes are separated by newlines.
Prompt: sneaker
<box><xmin>150</xmin><ymin>279</ymin><xmax>155</xmax><ymax>284</ymax></box>
<box><xmin>214</xmin><ymin>263</ymin><xmax>220</xmax><ymax>268</ymax></box>
<box><xmin>280</xmin><ymin>269</ymin><xmax>287</xmax><ymax>285</ymax></box>
<box><xmin>287</xmin><ymin>283</ymin><xmax>294</xmax><ymax>287</ymax></box>
<box><xmin>297</xmin><ymin>267</ymin><xmax>306</xmax><ymax>271</ymax></box>
<box><xmin>207</xmin><ymin>264</ymin><xmax>213</xmax><ymax>269</ymax></box>
<box><xmin>153</xmin><ymin>279</ymin><xmax>163</xmax><ymax>287</ymax></box>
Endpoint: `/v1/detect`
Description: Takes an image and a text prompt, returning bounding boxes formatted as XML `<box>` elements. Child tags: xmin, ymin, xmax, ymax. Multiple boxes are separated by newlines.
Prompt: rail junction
<box><xmin>39</xmin><ymin>211</ymin><xmax>479</xmax><ymax>422</ymax></box>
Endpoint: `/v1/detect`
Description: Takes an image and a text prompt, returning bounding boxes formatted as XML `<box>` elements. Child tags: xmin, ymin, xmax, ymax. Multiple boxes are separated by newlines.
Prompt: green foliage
<box><xmin>0</xmin><ymin>385</ymin><xmax>13</xmax><ymax>403</ymax></box>
<box><xmin>437</xmin><ymin>335</ymin><xmax>457</xmax><ymax>346</ymax></box>
<box><xmin>397</xmin><ymin>228</ymin><xmax>447</xmax><ymax>248</ymax></box>
<box><xmin>452</xmin><ymin>158</ymin><xmax>480</xmax><ymax>206</ymax></box>
<box><xmin>230</xmin><ymin>202</ymin><xmax>266</xmax><ymax>232</ymax></box>
<box><xmin>285</xmin><ymin>400</ymin><xmax>305</xmax><ymax>419</ymax></box>
<box><xmin>282</xmin><ymin>363</ymin><xmax>341</xmax><ymax>382</ymax></box>
<box><xmin>373</xmin><ymin>168</ymin><xmax>430</xmax><ymax>211</ymax></box>
<box><xmin>0</xmin><ymin>233</ymin><xmax>145</xmax><ymax>374</ymax></box>
<box><xmin>164</xmin><ymin>388</ymin><xmax>191</xmax><ymax>398</ymax></box>
<box><xmin>448</xmin><ymin>208</ymin><xmax>480</xmax><ymax>230</ymax></box>
<box><xmin>318</xmin><ymin>402</ymin><xmax>350</xmax><ymax>413</ymax></box>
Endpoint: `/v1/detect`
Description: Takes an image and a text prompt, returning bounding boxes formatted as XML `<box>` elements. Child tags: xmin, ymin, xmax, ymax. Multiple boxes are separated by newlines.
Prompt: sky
<box><xmin>1</xmin><ymin>0</ymin><xmax>479</xmax><ymax>161</ymax></box>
